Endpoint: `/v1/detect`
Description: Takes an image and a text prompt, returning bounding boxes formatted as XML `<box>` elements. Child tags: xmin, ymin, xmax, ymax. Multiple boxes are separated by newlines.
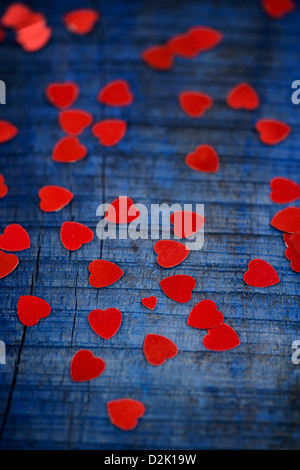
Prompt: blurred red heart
<box><xmin>154</xmin><ymin>240</ymin><xmax>190</xmax><ymax>268</ymax></box>
<box><xmin>88</xmin><ymin>260</ymin><xmax>124</xmax><ymax>288</ymax></box>
<box><xmin>46</xmin><ymin>82</ymin><xmax>79</xmax><ymax>109</ymax></box>
<box><xmin>261</xmin><ymin>0</ymin><xmax>295</xmax><ymax>19</ymax></box>
<box><xmin>270</xmin><ymin>177</ymin><xmax>300</xmax><ymax>203</ymax></box>
<box><xmin>244</xmin><ymin>259</ymin><xmax>279</xmax><ymax>287</ymax></box>
<box><xmin>160</xmin><ymin>275</ymin><xmax>196</xmax><ymax>303</ymax></box>
<box><xmin>188</xmin><ymin>300</ymin><xmax>224</xmax><ymax>329</ymax></box>
<box><xmin>52</xmin><ymin>136</ymin><xmax>87</xmax><ymax>163</ymax></box>
<box><xmin>292</xmin><ymin>232</ymin><xmax>300</xmax><ymax>255</ymax></box>
<box><xmin>70</xmin><ymin>350</ymin><xmax>106</xmax><ymax>382</ymax></box>
<box><xmin>38</xmin><ymin>185</ymin><xmax>74</xmax><ymax>212</ymax></box>
<box><xmin>107</xmin><ymin>399</ymin><xmax>145</xmax><ymax>431</ymax></box>
<box><xmin>92</xmin><ymin>120</ymin><xmax>127</xmax><ymax>147</ymax></box>
<box><xmin>0</xmin><ymin>175</ymin><xmax>8</xmax><ymax>198</ymax></box>
<box><xmin>17</xmin><ymin>295</ymin><xmax>51</xmax><ymax>326</ymax></box>
<box><xmin>88</xmin><ymin>308</ymin><xmax>122</xmax><ymax>339</ymax></box>
<box><xmin>60</xmin><ymin>222</ymin><xmax>93</xmax><ymax>251</ymax></box>
<box><xmin>227</xmin><ymin>83</ymin><xmax>260</xmax><ymax>110</ymax></box>
<box><xmin>1</xmin><ymin>3</ymin><xmax>33</xmax><ymax>29</ymax></box>
<box><xmin>17</xmin><ymin>21</ymin><xmax>52</xmax><ymax>52</ymax></box>
<box><xmin>169</xmin><ymin>26</ymin><xmax>223</xmax><ymax>57</ymax></box>
<box><xmin>255</xmin><ymin>119</ymin><xmax>291</xmax><ymax>145</ymax></box>
<box><xmin>185</xmin><ymin>144</ymin><xmax>220</xmax><ymax>173</ymax></box>
<box><xmin>170</xmin><ymin>210</ymin><xmax>205</xmax><ymax>238</ymax></box>
<box><xmin>105</xmin><ymin>196</ymin><xmax>140</xmax><ymax>224</ymax></box>
<box><xmin>0</xmin><ymin>121</ymin><xmax>18</xmax><ymax>144</ymax></box>
<box><xmin>59</xmin><ymin>109</ymin><xmax>93</xmax><ymax>135</ymax></box>
<box><xmin>141</xmin><ymin>45</ymin><xmax>174</xmax><ymax>70</ymax></box>
<box><xmin>63</xmin><ymin>9</ymin><xmax>100</xmax><ymax>35</ymax></box>
<box><xmin>0</xmin><ymin>250</ymin><xmax>19</xmax><ymax>279</ymax></box>
<box><xmin>179</xmin><ymin>91</ymin><xmax>213</xmax><ymax>118</ymax></box>
<box><xmin>203</xmin><ymin>324</ymin><xmax>240</xmax><ymax>351</ymax></box>
<box><xmin>0</xmin><ymin>224</ymin><xmax>30</xmax><ymax>251</ymax></box>
<box><xmin>141</xmin><ymin>296</ymin><xmax>157</xmax><ymax>310</ymax></box>
<box><xmin>271</xmin><ymin>207</ymin><xmax>300</xmax><ymax>233</ymax></box>
<box><xmin>143</xmin><ymin>334</ymin><xmax>178</xmax><ymax>366</ymax></box>
<box><xmin>98</xmin><ymin>79</ymin><xmax>134</xmax><ymax>106</ymax></box>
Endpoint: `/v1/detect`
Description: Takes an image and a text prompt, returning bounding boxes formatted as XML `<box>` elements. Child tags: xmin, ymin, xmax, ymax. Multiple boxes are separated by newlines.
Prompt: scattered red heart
<box><xmin>0</xmin><ymin>121</ymin><xmax>18</xmax><ymax>144</ymax></box>
<box><xmin>179</xmin><ymin>91</ymin><xmax>213</xmax><ymax>118</ymax></box>
<box><xmin>38</xmin><ymin>185</ymin><xmax>74</xmax><ymax>212</ymax></box>
<box><xmin>227</xmin><ymin>83</ymin><xmax>260</xmax><ymax>110</ymax></box>
<box><xmin>261</xmin><ymin>0</ymin><xmax>296</xmax><ymax>19</ymax></box>
<box><xmin>107</xmin><ymin>399</ymin><xmax>145</xmax><ymax>431</ymax></box>
<box><xmin>160</xmin><ymin>274</ymin><xmax>196</xmax><ymax>303</ymax></box>
<box><xmin>271</xmin><ymin>207</ymin><xmax>300</xmax><ymax>233</ymax></box>
<box><xmin>154</xmin><ymin>240</ymin><xmax>190</xmax><ymax>268</ymax></box>
<box><xmin>59</xmin><ymin>109</ymin><xmax>93</xmax><ymax>135</ymax></box>
<box><xmin>63</xmin><ymin>9</ymin><xmax>100</xmax><ymax>35</ymax></box>
<box><xmin>185</xmin><ymin>144</ymin><xmax>220</xmax><ymax>173</ymax></box>
<box><xmin>203</xmin><ymin>323</ymin><xmax>240</xmax><ymax>351</ymax></box>
<box><xmin>255</xmin><ymin>119</ymin><xmax>291</xmax><ymax>145</ymax></box>
<box><xmin>141</xmin><ymin>45</ymin><xmax>174</xmax><ymax>71</ymax></box>
<box><xmin>0</xmin><ymin>224</ymin><xmax>30</xmax><ymax>251</ymax></box>
<box><xmin>92</xmin><ymin>120</ymin><xmax>127</xmax><ymax>147</ymax></box>
<box><xmin>46</xmin><ymin>82</ymin><xmax>79</xmax><ymax>109</ymax></box>
<box><xmin>52</xmin><ymin>136</ymin><xmax>87</xmax><ymax>163</ymax></box>
<box><xmin>244</xmin><ymin>259</ymin><xmax>280</xmax><ymax>287</ymax></box>
<box><xmin>270</xmin><ymin>177</ymin><xmax>300</xmax><ymax>203</ymax></box>
<box><xmin>141</xmin><ymin>296</ymin><xmax>157</xmax><ymax>310</ymax></box>
<box><xmin>60</xmin><ymin>222</ymin><xmax>94</xmax><ymax>251</ymax></box>
<box><xmin>0</xmin><ymin>175</ymin><xmax>8</xmax><ymax>198</ymax></box>
<box><xmin>188</xmin><ymin>300</ymin><xmax>224</xmax><ymax>329</ymax></box>
<box><xmin>0</xmin><ymin>250</ymin><xmax>19</xmax><ymax>279</ymax></box>
<box><xmin>143</xmin><ymin>334</ymin><xmax>178</xmax><ymax>366</ymax></box>
<box><xmin>98</xmin><ymin>79</ymin><xmax>134</xmax><ymax>107</ymax></box>
<box><xmin>88</xmin><ymin>308</ymin><xmax>122</xmax><ymax>339</ymax></box>
<box><xmin>70</xmin><ymin>349</ymin><xmax>106</xmax><ymax>382</ymax></box>
<box><xmin>105</xmin><ymin>196</ymin><xmax>140</xmax><ymax>224</ymax></box>
<box><xmin>88</xmin><ymin>260</ymin><xmax>124</xmax><ymax>288</ymax></box>
<box><xmin>17</xmin><ymin>295</ymin><xmax>51</xmax><ymax>326</ymax></box>
<box><xmin>170</xmin><ymin>210</ymin><xmax>205</xmax><ymax>238</ymax></box>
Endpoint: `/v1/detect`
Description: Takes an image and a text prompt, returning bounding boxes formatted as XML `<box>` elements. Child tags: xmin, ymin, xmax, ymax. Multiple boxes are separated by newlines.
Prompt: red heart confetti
<box><xmin>98</xmin><ymin>79</ymin><xmax>134</xmax><ymax>107</ymax></box>
<box><xmin>60</xmin><ymin>222</ymin><xmax>94</xmax><ymax>251</ymax></box>
<box><xmin>292</xmin><ymin>232</ymin><xmax>300</xmax><ymax>256</ymax></box>
<box><xmin>141</xmin><ymin>45</ymin><xmax>174</xmax><ymax>71</ymax></box>
<box><xmin>63</xmin><ymin>9</ymin><xmax>100</xmax><ymax>35</ymax></box>
<box><xmin>185</xmin><ymin>144</ymin><xmax>220</xmax><ymax>173</ymax></box>
<box><xmin>285</xmin><ymin>243</ymin><xmax>300</xmax><ymax>273</ymax></box>
<box><xmin>160</xmin><ymin>275</ymin><xmax>196</xmax><ymax>303</ymax></box>
<box><xmin>70</xmin><ymin>350</ymin><xmax>106</xmax><ymax>382</ymax></box>
<box><xmin>0</xmin><ymin>224</ymin><xmax>30</xmax><ymax>252</ymax></box>
<box><xmin>0</xmin><ymin>250</ymin><xmax>19</xmax><ymax>279</ymax></box>
<box><xmin>283</xmin><ymin>232</ymin><xmax>293</xmax><ymax>248</ymax></box>
<box><xmin>88</xmin><ymin>308</ymin><xmax>122</xmax><ymax>339</ymax></box>
<box><xmin>154</xmin><ymin>240</ymin><xmax>190</xmax><ymax>268</ymax></box>
<box><xmin>169</xmin><ymin>26</ymin><xmax>223</xmax><ymax>58</ymax></box>
<box><xmin>226</xmin><ymin>82</ymin><xmax>260</xmax><ymax>110</ymax></box>
<box><xmin>105</xmin><ymin>196</ymin><xmax>140</xmax><ymax>224</ymax></box>
<box><xmin>270</xmin><ymin>177</ymin><xmax>300</xmax><ymax>203</ymax></box>
<box><xmin>16</xmin><ymin>20</ymin><xmax>52</xmax><ymax>53</ymax></box>
<box><xmin>244</xmin><ymin>259</ymin><xmax>280</xmax><ymax>287</ymax></box>
<box><xmin>170</xmin><ymin>211</ymin><xmax>205</xmax><ymax>238</ymax></box>
<box><xmin>89</xmin><ymin>260</ymin><xmax>124</xmax><ymax>288</ymax></box>
<box><xmin>179</xmin><ymin>91</ymin><xmax>213</xmax><ymax>118</ymax></box>
<box><xmin>107</xmin><ymin>399</ymin><xmax>146</xmax><ymax>431</ymax></box>
<box><xmin>0</xmin><ymin>175</ymin><xmax>8</xmax><ymax>199</ymax></box>
<box><xmin>143</xmin><ymin>334</ymin><xmax>178</xmax><ymax>366</ymax></box>
<box><xmin>188</xmin><ymin>300</ymin><xmax>224</xmax><ymax>330</ymax></box>
<box><xmin>0</xmin><ymin>120</ymin><xmax>18</xmax><ymax>144</ymax></box>
<box><xmin>141</xmin><ymin>296</ymin><xmax>157</xmax><ymax>310</ymax></box>
<box><xmin>203</xmin><ymin>323</ymin><xmax>240</xmax><ymax>352</ymax></box>
<box><xmin>271</xmin><ymin>207</ymin><xmax>300</xmax><ymax>233</ymax></box>
<box><xmin>59</xmin><ymin>109</ymin><xmax>93</xmax><ymax>135</ymax></box>
<box><xmin>46</xmin><ymin>82</ymin><xmax>79</xmax><ymax>109</ymax></box>
<box><xmin>261</xmin><ymin>0</ymin><xmax>296</xmax><ymax>18</ymax></box>
<box><xmin>92</xmin><ymin>120</ymin><xmax>127</xmax><ymax>147</ymax></box>
<box><xmin>38</xmin><ymin>185</ymin><xmax>74</xmax><ymax>212</ymax></box>
<box><xmin>1</xmin><ymin>3</ymin><xmax>33</xmax><ymax>29</ymax></box>
<box><xmin>255</xmin><ymin>119</ymin><xmax>291</xmax><ymax>145</ymax></box>
<box><xmin>0</xmin><ymin>28</ymin><xmax>6</xmax><ymax>42</ymax></box>
<box><xmin>17</xmin><ymin>295</ymin><xmax>51</xmax><ymax>327</ymax></box>
<box><xmin>52</xmin><ymin>136</ymin><xmax>87</xmax><ymax>163</ymax></box>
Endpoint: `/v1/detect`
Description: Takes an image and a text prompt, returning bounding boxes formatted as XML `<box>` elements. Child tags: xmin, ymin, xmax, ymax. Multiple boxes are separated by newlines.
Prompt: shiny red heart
<box><xmin>227</xmin><ymin>83</ymin><xmax>260</xmax><ymax>110</ymax></box>
<box><xmin>185</xmin><ymin>144</ymin><xmax>220</xmax><ymax>173</ymax></box>
<box><xmin>107</xmin><ymin>399</ymin><xmax>146</xmax><ymax>431</ymax></box>
<box><xmin>261</xmin><ymin>0</ymin><xmax>295</xmax><ymax>18</ymax></box>
<box><xmin>70</xmin><ymin>350</ymin><xmax>106</xmax><ymax>382</ymax></box>
<box><xmin>0</xmin><ymin>120</ymin><xmax>18</xmax><ymax>144</ymax></box>
<box><xmin>59</xmin><ymin>109</ymin><xmax>93</xmax><ymax>135</ymax></box>
<box><xmin>170</xmin><ymin>211</ymin><xmax>205</xmax><ymax>238</ymax></box>
<box><xmin>0</xmin><ymin>250</ymin><xmax>19</xmax><ymax>279</ymax></box>
<box><xmin>141</xmin><ymin>296</ymin><xmax>157</xmax><ymax>310</ymax></box>
<box><xmin>203</xmin><ymin>323</ymin><xmax>240</xmax><ymax>351</ymax></box>
<box><xmin>38</xmin><ymin>185</ymin><xmax>74</xmax><ymax>212</ymax></box>
<box><xmin>271</xmin><ymin>207</ymin><xmax>300</xmax><ymax>233</ymax></box>
<box><xmin>244</xmin><ymin>259</ymin><xmax>280</xmax><ymax>287</ymax></box>
<box><xmin>270</xmin><ymin>177</ymin><xmax>300</xmax><ymax>203</ymax></box>
<box><xmin>52</xmin><ymin>136</ymin><xmax>87</xmax><ymax>163</ymax></box>
<box><xmin>46</xmin><ymin>82</ymin><xmax>79</xmax><ymax>109</ymax></box>
<box><xmin>0</xmin><ymin>224</ymin><xmax>30</xmax><ymax>251</ymax></box>
<box><xmin>1</xmin><ymin>3</ymin><xmax>33</xmax><ymax>29</ymax></box>
<box><xmin>154</xmin><ymin>240</ymin><xmax>190</xmax><ymax>268</ymax></box>
<box><xmin>292</xmin><ymin>232</ymin><xmax>300</xmax><ymax>256</ymax></box>
<box><xmin>179</xmin><ymin>91</ymin><xmax>213</xmax><ymax>118</ymax></box>
<box><xmin>141</xmin><ymin>45</ymin><xmax>174</xmax><ymax>71</ymax></box>
<box><xmin>98</xmin><ymin>79</ymin><xmax>134</xmax><ymax>107</ymax></box>
<box><xmin>0</xmin><ymin>175</ymin><xmax>8</xmax><ymax>198</ymax></box>
<box><xmin>17</xmin><ymin>21</ymin><xmax>52</xmax><ymax>53</ymax></box>
<box><xmin>255</xmin><ymin>119</ymin><xmax>291</xmax><ymax>145</ymax></box>
<box><xmin>88</xmin><ymin>308</ymin><xmax>122</xmax><ymax>339</ymax></box>
<box><xmin>17</xmin><ymin>295</ymin><xmax>51</xmax><ymax>326</ymax></box>
<box><xmin>188</xmin><ymin>300</ymin><xmax>224</xmax><ymax>329</ymax></box>
<box><xmin>160</xmin><ymin>275</ymin><xmax>196</xmax><ymax>303</ymax></box>
<box><xmin>60</xmin><ymin>222</ymin><xmax>93</xmax><ymax>251</ymax></box>
<box><xmin>105</xmin><ymin>196</ymin><xmax>140</xmax><ymax>224</ymax></box>
<box><xmin>143</xmin><ymin>334</ymin><xmax>178</xmax><ymax>366</ymax></box>
<box><xmin>92</xmin><ymin>120</ymin><xmax>127</xmax><ymax>147</ymax></box>
<box><xmin>88</xmin><ymin>260</ymin><xmax>124</xmax><ymax>288</ymax></box>
<box><xmin>63</xmin><ymin>9</ymin><xmax>100</xmax><ymax>35</ymax></box>
<box><xmin>285</xmin><ymin>243</ymin><xmax>300</xmax><ymax>273</ymax></box>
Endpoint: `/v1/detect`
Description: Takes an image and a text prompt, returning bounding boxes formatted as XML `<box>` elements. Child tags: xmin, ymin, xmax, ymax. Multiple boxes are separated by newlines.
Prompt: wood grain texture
<box><xmin>0</xmin><ymin>0</ymin><xmax>299</xmax><ymax>450</ymax></box>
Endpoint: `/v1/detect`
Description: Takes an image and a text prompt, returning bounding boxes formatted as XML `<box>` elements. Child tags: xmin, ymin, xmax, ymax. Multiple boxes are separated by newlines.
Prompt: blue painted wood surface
<box><xmin>0</xmin><ymin>0</ymin><xmax>299</xmax><ymax>450</ymax></box>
